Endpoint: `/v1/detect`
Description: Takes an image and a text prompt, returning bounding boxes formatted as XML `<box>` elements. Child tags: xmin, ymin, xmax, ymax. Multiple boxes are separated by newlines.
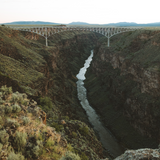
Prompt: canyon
<box><xmin>1</xmin><ymin>25</ymin><xmax>160</xmax><ymax>159</ymax></box>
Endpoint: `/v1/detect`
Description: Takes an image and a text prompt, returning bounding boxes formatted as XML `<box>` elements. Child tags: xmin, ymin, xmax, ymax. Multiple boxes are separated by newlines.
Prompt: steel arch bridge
<box><xmin>9</xmin><ymin>26</ymin><xmax>142</xmax><ymax>47</ymax></box>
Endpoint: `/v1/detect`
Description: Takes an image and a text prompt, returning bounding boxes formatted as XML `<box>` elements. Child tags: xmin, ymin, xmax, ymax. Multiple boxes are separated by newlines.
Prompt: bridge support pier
<box><xmin>46</xmin><ymin>37</ymin><xmax>48</xmax><ymax>46</ymax></box>
<box><xmin>108</xmin><ymin>37</ymin><xmax>110</xmax><ymax>47</ymax></box>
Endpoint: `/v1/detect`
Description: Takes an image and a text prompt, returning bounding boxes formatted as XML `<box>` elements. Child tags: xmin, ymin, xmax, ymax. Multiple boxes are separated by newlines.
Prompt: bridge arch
<box><xmin>8</xmin><ymin>26</ymin><xmax>142</xmax><ymax>47</ymax></box>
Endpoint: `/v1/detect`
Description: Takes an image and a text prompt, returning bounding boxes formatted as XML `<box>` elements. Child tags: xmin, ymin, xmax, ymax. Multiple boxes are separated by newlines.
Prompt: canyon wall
<box><xmin>85</xmin><ymin>29</ymin><xmax>160</xmax><ymax>149</ymax></box>
<box><xmin>0</xmin><ymin>26</ymin><xmax>104</xmax><ymax>159</ymax></box>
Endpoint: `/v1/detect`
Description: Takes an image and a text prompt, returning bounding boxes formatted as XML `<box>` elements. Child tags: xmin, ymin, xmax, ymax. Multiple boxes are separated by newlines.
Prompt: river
<box><xmin>76</xmin><ymin>50</ymin><xmax>123</xmax><ymax>158</ymax></box>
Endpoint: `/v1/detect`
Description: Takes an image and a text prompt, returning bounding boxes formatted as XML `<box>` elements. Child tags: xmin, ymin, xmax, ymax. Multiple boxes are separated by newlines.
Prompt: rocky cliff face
<box><xmin>93</xmin><ymin>47</ymin><xmax>160</xmax><ymax>138</ymax></box>
<box><xmin>85</xmin><ymin>29</ymin><xmax>160</xmax><ymax>149</ymax></box>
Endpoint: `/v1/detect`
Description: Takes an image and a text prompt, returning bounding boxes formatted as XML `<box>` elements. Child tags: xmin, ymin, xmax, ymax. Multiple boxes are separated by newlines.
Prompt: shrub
<box><xmin>0</xmin><ymin>143</ymin><xmax>3</xmax><ymax>152</ymax></box>
<box><xmin>79</xmin><ymin>126</ymin><xmax>89</xmax><ymax>136</ymax></box>
<box><xmin>0</xmin><ymin>130</ymin><xmax>9</xmax><ymax>145</ymax></box>
<box><xmin>7</xmin><ymin>118</ymin><xmax>20</xmax><ymax>128</ymax></box>
<box><xmin>45</xmin><ymin>138</ymin><xmax>55</xmax><ymax>148</ymax></box>
<box><xmin>21</xmin><ymin>86</ymin><xmax>36</xmax><ymax>96</ymax></box>
<box><xmin>36</xmin><ymin>133</ymin><xmax>43</xmax><ymax>141</ymax></box>
<box><xmin>0</xmin><ymin>98</ymin><xmax>4</xmax><ymax>104</ymax></box>
<box><xmin>12</xmin><ymin>104</ymin><xmax>21</xmax><ymax>113</ymax></box>
<box><xmin>51</xmin><ymin>152</ymin><xmax>60</xmax><ymax>159</ymax></box>
<box><xmin>21</xmin><ymin>100</ymin><xmax>28</xmax><ymax>106</ymax></box>
<box><xmin>39</xmin><ymin>96</ymin><xmax>53</xmax><ymax>112</ymax></box>
<box><xmin>14</xmin><ymin>131</ymin><xmax>27</xmax><ymax>152</ymax></box>
<box><xmin>22</xmin><ymin>117</ymin><xmax>30</xmax><ymax>125</ymax></box>
<box><xmin>0</xmin><ymin>105</ymin><xmax>5</xmax><ymax>114</ymax></box>
<box><xmin>26</xmin><ymin>150</ymin><xmax>32</xmax><ymax>158</ymax></box>
<box><xmin>8</xmin><ymin>87</ymin><xmax>12</xmax><ymax>94</ymax></box>
<box><xmin>8</xmin><ymin>152</ymin><xmax>25</xmax><ymax>160</ymax></box>
<box><xmin>26</xmin><ymin>142</ymin><xmax>39</xmax><ymax>159</ymax></box>
<box><xmin>60</xmin><ymin>151</ymin><xmax>81</xmax><ymax>160</ymax></box>
<box><xmin>0</xmin><ymin>116</ymin><xmax>3</xmax><ymax>124</ymax></box>
<box><xmin>67</xmin><ymin>144</ymin><xmax>74</xmax><ymax>152</ymax></box>
<box><xmin>7</xmin><ymin>145</ymin><xmax>13</xmax><ymax>154</ymax></box>
<box><xmin>5</xmin><ymin>106</ymin><xmax>12</xmax><ymax>114</ymax></box>
<box><xmin>0</xmin><ymin>85</ymin><xmax>12</xmax><ymax>95</ymax></box>
<box><xmin>72</xmin><ymin>132</ymin><xmax>77</xmax><ymax>138</ymax></box>
<box><xmin>80</xmin><ymin>152</ymin><xmax>89</xmax><ymax>160</ymax></box>
<box><xmin>32</xmin><ymin>145</ymin><xmax>40</xmax><ymax>157</ymax></box>
<box><xmin>62</xmin><ymin>116</ymin><xmax>70</xmax><ymax>121</ymax></box>
<box><xmin>22</xmin><ymin>93</ymin><xmax>27</xmax><ymax>99</ymax></box>
<box><xmin>12</xmin><ymin>93</ymin><xmax>23</xmax><ymax>103</ymax></box>
<box><xmin>51</xmin><ymin>122</ymin><xmax>63</xmax><ymax>132</ymax></box>
<box><xmin>36</xmin><ymin>140</ymin><xmax>43</xmax><ymax>148</ymax></box>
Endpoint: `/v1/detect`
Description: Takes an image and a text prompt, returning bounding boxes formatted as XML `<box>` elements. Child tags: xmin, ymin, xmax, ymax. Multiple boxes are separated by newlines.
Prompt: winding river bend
<box><xmin>76</xmin><ymin>50</ymin><xmax>123</xmax><ymax>158</ymax></box>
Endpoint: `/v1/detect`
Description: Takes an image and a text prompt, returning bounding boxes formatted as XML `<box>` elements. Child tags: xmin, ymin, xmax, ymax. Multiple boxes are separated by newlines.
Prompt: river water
<box><xmin>76</xmin><ymin>50</ymin><xmax>123</xmax><ymax>158</ymax></box>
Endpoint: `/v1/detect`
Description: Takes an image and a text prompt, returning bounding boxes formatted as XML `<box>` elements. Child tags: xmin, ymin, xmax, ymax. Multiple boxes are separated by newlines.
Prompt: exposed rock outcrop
<box><xmin>115</xmin><ymin>148</ymin><xmax>160</xmax><ymax>160</ymax></box>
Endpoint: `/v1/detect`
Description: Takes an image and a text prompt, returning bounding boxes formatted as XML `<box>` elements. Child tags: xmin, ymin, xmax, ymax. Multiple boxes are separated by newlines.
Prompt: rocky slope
<box><xmin>0</xmin><ymin>26</ymin><xmax>104</xmax><ymax>159</ymax></box>
<box><xmin>0</xmin><ymin>85</ymin><xmax>104</xmax><ymax>159</ymax></box>
<box><xmin>85</xmin><ymin>29</ymin><xmax>160</xmax><ymax>150</ymax></box>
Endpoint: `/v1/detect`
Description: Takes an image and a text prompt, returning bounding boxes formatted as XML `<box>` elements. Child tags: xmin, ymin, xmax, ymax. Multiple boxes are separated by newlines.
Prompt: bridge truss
<box><xmin>9</xmin><ymin>26</ymin><xmax>142</xmax><ymax>47</ymax></box>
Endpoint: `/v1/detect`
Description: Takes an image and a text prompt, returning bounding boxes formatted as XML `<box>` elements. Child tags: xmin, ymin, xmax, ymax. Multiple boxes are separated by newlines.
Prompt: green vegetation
<box><xmin>0</xmin><ymin>143</ymin><xmax>3</xmax><ymax>152</ymax></box>
<box><xmin>6</xmin><ymin>118</ymin><xmax>20</xmax><ymax>128</ymax></box>
<box><xmin>0</xmin><ymin>130</ymin><xmax>9</xmax><ymax>145</ymax></box>
<box><xmin>45</xmin><ymin>138</ymin><xmax>55</xmax><ymax>147</ymax></box>
<box><xmin>64</xmin><ymin>120</ymin><xmax>102</xmax><ymax>160</ymax></box>
<box><xmin>0</xmin><ymin>85</ymin><xmax>12</xmax><ymax>95</ymax></box>
<box><xmin>39</xmin><ymin>96</ymin><xmax>53</xmax><ymax>112</ymax></box>
<box><xmin>80</xmin><ymin>152</ymin><xmax>89</xmax><ymax>160</ymax></box>
<box><xmin>0</xmin><ymin>79</ymin><xmax>101</xmax><ymax>160</ymax></box>
<box><xmin>0</xmin><ymin>86</ymin><xmax>69</xmax><ymax>159</ymax></box>
<box><xmin>8</xmin><ymin>152</ymin><xmax>25</xmax><ymax>160</ymax></box>
<box><xmin>0</xmin><ymin>116</ymin><xmax>3</xmax><ymax>125</ymax></box>
<box><xmin>60</xmin><ymin>151</ymin><xmax>81</xmax><ymax>160</ymax></box>
<box><xmin>72</xmin><ymin>131</ymin><xmax>77</xmax><ymax>138</ymax></box>
<box><xmin>14</xmin><ymin>131</ymin><xmax>27</xmax><ymax>152</ymax></box>
<box><xmin>12</xmin><ymin>104</ymin><xmax>21</xmax><ymax>113</ymax></box>
<box><xmin>51</xmin><ymin>122</ymin><xmax>64</xmax><ymax>132</ymax></box>
<box><xmin>79</xmin><ymin>126</ymin><xmax>89</xmax><ymax>136</ymax></box>
<box><xmin>5</xmin><ymin>106</ymin><xmax>12</xmax><ymax>114</ymax></box>
<box><xmin>22</xmin><ymin>116</ymin><xmax>30</xmax><ymax>125</ymax></box>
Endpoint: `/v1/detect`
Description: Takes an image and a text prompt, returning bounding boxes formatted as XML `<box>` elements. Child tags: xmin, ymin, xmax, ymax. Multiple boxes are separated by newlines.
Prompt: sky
<box><xmin>0</xmin><ymin>0</ymin><xmax>160</xmax><ymax>24</ymax></box>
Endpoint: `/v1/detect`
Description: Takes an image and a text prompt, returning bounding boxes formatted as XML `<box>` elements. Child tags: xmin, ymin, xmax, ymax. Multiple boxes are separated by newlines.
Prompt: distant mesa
<box><xmin>105</xmin><ymin>22</ymin><xmax>160</xmax><ymax>27</ymax></box>
<box><xmin>1</xmin><ymin>21</ymin><xmax>61</xmax><ymax>25</ymax></box>
<box><xmin>67</xmin><ymin>21</ymin><xmax>160</xmax><ymax>27</ymax></box>
<box><xmin>68</xmin><ymin>22</ymin><xmax>90</xmax><ymax>25</ymax></box>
